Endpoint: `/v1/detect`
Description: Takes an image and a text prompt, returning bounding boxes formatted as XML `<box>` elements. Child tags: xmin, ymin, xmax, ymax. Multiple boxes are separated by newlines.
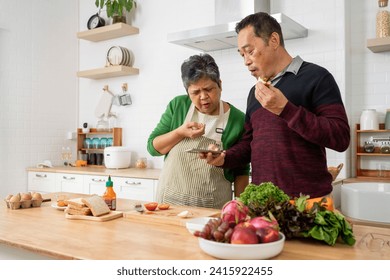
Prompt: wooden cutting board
<box><xmin>123</xmin><ymin>205</ymin><xmax>220</xmax><ymax>227</ymax></box>
<box><xmin>65</xmin><ymin>210</ymin><xmax>123</xmax><ymax>222</ymax></box>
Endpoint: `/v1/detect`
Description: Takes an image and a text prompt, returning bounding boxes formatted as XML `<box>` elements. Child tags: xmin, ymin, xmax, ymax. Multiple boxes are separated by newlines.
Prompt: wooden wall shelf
<box><xmin>355</xmin><ymin>123</ymin><xmax>390</xmax><ymax>179</ymax></box>
<box><xmin>77</xmin><ymin>127</ymin><xmax>122</xmax><ymax>161</ymax></box>
<box><xmin>77</xmin><ymin>65</ymin><xmax>139</xmax><ymax>79</ymax></box>
<box><xmin>77</xmin><ymin>23</ymin><xmax>139</xmax><ymax>42</ymax></box>
<box><xmin>367</xmin><ymin>37</ymin><xmax>390</xmax><ymax>53</ymax></box>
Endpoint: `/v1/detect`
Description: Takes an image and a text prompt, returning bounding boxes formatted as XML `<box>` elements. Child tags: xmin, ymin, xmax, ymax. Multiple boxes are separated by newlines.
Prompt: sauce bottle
<box><xmin>103</xmin><ymin>175</ymin><xmax>116</xmax><ymax>210</ymax></box>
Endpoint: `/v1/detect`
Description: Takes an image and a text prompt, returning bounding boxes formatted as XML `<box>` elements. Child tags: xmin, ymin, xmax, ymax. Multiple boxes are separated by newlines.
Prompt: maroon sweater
<box><xmin>224</xmin><ymin>61</ymin><xmax>350</xmax><ymax>198</ymax></box>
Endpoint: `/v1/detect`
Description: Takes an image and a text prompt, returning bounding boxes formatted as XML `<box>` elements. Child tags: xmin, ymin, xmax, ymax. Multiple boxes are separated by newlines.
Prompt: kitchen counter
<box><xmin>1</xmin><ymin>193</ymin><xmax>389</xmax><ymax>260</ymax></box>
<box><xmin>27</xmin><ymin>166</ymin><xmax>161</xmax><ymax>180</ymax></box>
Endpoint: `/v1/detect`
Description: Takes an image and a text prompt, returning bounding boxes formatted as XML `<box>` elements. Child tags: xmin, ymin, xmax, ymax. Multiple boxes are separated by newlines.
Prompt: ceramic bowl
<box><xmin>186</xmin><ymin>217</ymin><xmax>217</xmax><ymax>234</ymax></box>
<box><xmin>198</xmin><ymin>232</ymin><xmax>285</xmax><ymax>260</ymax></box>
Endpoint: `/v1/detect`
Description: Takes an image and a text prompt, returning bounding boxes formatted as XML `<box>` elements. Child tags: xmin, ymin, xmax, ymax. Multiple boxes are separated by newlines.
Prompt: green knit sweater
<box><xmin>147</xmin><ymin>95</ymin><xmax>250</xmax><ymax>182</ymax></box>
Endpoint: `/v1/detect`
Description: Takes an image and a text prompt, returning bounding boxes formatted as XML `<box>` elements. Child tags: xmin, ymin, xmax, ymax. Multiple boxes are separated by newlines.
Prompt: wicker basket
<box><xmin>328</xmin><ymin>163</ymin><xmax>344</xmax><ymax>181</ymax></box>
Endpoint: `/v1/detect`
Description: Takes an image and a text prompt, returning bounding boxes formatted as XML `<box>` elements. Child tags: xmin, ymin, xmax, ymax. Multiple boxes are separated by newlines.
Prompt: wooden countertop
<box><xmin>26</xmin><ymin>166</ymin><xmax>161</xmax><ymax>180</ymax></box>
<box><xmin>1</xmin><ymin>193</ymin><xmax>389</xmax><ymax>260</ymax></box>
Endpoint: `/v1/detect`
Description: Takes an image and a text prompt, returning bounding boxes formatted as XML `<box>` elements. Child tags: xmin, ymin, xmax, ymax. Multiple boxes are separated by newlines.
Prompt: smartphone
<box><xmin>185</xmin><ymin>148</ymin><xmax>223</xmax><ymax>155</ymax></box>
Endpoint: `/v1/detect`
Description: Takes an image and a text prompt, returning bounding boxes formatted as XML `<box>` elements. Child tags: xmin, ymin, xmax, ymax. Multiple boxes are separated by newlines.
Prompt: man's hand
<box><xmin>255</xmin><ymin>82</ymin><xmax>288</xmax><ymax>115</ymax></box>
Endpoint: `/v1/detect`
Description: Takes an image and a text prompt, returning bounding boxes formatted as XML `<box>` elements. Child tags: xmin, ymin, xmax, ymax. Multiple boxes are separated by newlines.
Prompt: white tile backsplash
<box><xmin>0</xmin><ymin>0</ymin><xmax>78</xmax><ymax>198</ymax></box>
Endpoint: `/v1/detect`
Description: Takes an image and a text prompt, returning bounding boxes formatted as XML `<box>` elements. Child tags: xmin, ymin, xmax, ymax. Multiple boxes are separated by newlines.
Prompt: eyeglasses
<box><xmin>358</xmin><ymin>233</ymin><xmax>390</xmax><ymax>252</ymax></box>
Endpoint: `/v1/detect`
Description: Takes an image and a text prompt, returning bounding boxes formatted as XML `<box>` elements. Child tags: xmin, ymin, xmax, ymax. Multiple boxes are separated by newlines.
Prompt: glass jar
<box><xmin>360</xmin><ymin>109</ymin><xmax>379</xmax><ymax>130</ymax></box>
<box><xmin>363</xmin><ymin>141</ymin><xmax>375</xmax><ymax>153</ymax></box>
<box><xmin>107</xmin><ymin>137</ymin><xmax>113</xmax><ymax>147</ymax></box>
<box><xmin>100</xmin><ymin>137</ymin><xmax>108</xmax><ymax>149</ymax></box>
<box><xmin>136</xmin><ymin>158</ymin><xmax>147</xmax><ymax>169</ymax></box>
<box><xmin>376</xmin><ymin>0</ymin><xmax>390</xmax><ymax>38</ymax></box>
<box><xmin>92</xmin><ymin>137</ymin><xmax>100</xmax><ymax>149</ymax></box>
<box><xmin>381</xmin><ymin>142</ymin><xmax>390</xmax><ymax>153</ymax></box>
<box><xmin>83</xmin><ymin>138</ymin><xmax>92</xmax><ymax>149</ymax></box>
<box><xmin>96</xmin><ymin>118</ymin><xmax>109</xmax><ymax>132</ymax></box>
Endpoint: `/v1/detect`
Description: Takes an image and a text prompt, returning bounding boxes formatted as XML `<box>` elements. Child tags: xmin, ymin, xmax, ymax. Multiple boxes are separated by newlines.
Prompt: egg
<box><xmin>21</xmin><ymin>193</ymin><xmax>32</xmax><ymax>201</ymax></box>
<box><xmin>10</xmin><ymin>195</ymin><xmax>21</xmax><ymax>202</ymax></box>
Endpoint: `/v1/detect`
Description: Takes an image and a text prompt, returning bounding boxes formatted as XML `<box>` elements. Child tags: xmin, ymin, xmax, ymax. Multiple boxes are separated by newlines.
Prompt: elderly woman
<box><xmin>147</xmin><ymin>53</ymin><xmax>249</xmax><ymax>209</ymax></box>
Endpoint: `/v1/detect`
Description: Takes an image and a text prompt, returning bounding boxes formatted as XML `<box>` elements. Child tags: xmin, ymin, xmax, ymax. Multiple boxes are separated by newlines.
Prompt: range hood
<box><xmin>167</xmin><ymin>0</ymin><xmax>308</xmax><ymax>52</ymax></box>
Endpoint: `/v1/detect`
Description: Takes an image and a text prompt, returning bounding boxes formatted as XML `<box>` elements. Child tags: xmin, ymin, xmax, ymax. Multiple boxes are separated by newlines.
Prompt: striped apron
<box><xmin>157</xmin><ymin>101</ymin><xmax>232</xmax><ymax>208</ymax></box>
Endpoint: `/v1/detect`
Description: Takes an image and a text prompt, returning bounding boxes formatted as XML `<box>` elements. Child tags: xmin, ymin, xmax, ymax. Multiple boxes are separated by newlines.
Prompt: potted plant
<box><xmin>95</xmin><ymin>0</ymin><xmax>136</xmax><ymax>24</ymax></box>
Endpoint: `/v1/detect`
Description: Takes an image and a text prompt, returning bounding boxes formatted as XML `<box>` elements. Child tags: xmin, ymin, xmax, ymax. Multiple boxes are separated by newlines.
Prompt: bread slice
<box><xmin>65</xmin><ymin>207</ymin><xmax>92</xmax><ymax>216</ymax></box>
<box><xmin>67</xmin><ymin>203</ymin><xmax>89</xmax><ymax>211</ymax></box>
<box><xmin>65</xmin><ymin>197</ymin><xmax>86</xmax><ymax>209</ymax></box>
<box><xmin>81</xmin><ymin>196</ymin><xmax>110</xmax><ymax>217</ymax></box>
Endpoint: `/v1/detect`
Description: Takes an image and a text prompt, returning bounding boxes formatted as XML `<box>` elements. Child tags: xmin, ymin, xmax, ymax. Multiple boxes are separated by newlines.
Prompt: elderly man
<box><xmin>202</xmin><ymin>12</ymin><xmax>350</xmax><ymax>210</ymax></box>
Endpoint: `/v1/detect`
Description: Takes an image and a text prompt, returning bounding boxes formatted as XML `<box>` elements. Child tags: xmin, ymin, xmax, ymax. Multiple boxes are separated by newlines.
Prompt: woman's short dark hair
<box><xmin>235</xmin><ymin>12</ymin><xmax>284</xmax><ymax>47</ymax></box>
<box><xmin>181</xmin><ymin>53</ymin><xmax>221</xmax><ymax>92</ymax></box>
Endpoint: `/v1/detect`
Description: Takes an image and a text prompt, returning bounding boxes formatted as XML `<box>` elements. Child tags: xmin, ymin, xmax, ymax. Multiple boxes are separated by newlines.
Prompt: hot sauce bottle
<box><xmin>103</xmin><ymin>175</ymin><xmax>116</xmax><ymax>210</ymax></box>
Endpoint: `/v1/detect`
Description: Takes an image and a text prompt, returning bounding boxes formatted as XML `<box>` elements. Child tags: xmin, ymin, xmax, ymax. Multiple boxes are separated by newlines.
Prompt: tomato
<box><xmin>144</xmin><ymin>202</ymin><xmax>158</xmax><ymax>211</ymax></box>
<box><xmin>158</xmin><ymin>203</ymin><xmax>170</xmax><ymax>210</ymax></box>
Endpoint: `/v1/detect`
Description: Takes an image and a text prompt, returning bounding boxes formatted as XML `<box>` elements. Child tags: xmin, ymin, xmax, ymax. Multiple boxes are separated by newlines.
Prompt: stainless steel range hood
<box><xmin>167</xmin><ymin>0</ymin><xmax>308</xmax><ymax>52</ymax></box>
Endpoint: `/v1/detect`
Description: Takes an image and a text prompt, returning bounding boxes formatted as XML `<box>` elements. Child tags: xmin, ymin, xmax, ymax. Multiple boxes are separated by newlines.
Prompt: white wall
<box><xmin>0</xmin><ymin>0</ymin><xmax>78</xmax><ymax>198</ymax></box>
<box><xmin>350</xmin><ymin>0</ymin><xmax>390</xmax><ymax>173</ymax></box>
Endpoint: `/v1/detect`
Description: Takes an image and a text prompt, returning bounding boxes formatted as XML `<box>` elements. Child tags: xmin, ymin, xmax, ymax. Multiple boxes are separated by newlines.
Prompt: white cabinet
<box><xmin>83</xmin><ymin>175</ymin><xmax>108</xmax><ymax>195</ymax></box>
<box><xmin>28</xmin><ymin>171</ymin><xmax>56</xmax><ymax>193</ymax></box>
<box><xmin>56</xmin><ymin>173</ymin><xmax>84</xmax><ymax>194</ymax></box>
<box><xmin>27</xmin><ymin>171</ymin><xmax>158</xmax><ymax>201</ymax></box>
<box><xmin>112</xmin><ymin>176</ymin><xmax>157</xmax><ymax>201</ymax></box>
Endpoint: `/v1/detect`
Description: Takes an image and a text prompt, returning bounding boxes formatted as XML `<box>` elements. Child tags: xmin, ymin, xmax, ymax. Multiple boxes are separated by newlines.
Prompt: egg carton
<box><xmin>4</xmin><ymin>199</ymin><xmax>43</xmax><ymax>209</ymax></box>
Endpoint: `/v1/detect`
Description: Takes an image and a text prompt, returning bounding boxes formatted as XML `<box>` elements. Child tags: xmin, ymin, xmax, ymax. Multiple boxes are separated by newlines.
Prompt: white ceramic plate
<box><xmin>128</xmin><ymin>49</ymin><xmax>134</xmax><ymax>67</ymax></box>
<box><xmin>119</xmin><ymin>46</ymin><xmax>129</xmax><ymax>66</ymax></box>
<box><xmin>51</xmin><ymin>203</ymin><xmax>67</xmax><ymax>211</ymax></box>
<box><xmin>120</xmin><ymin>46</ymin><xmax>130</xmax><ymax>66</ymax></box>
<box><xmin>198</xmin><ymin>232</ymin><xmax>285</xmax><ymax>260</ymax></box>
<box><xmin>186</xmin><ymin>217</ymin><xmax>216</xmax><ymax>234</ymax></box>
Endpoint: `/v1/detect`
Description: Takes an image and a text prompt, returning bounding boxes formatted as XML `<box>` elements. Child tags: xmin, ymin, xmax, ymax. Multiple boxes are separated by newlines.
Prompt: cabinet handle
<box><xmin>92</xmin><ymin>178</ymin><xmax>105</xmax><ymax>183</ymax></box>
<box><xmin>35</xmin><ymin>174</ymin><xmax>47</xmax><ymax>178</ymax></box>
<box><xmin>63</xmin><ymin>176</ymin><xmax>75</xmax><ymax>180</ymax></box>
<box><xmin>125</xmin><ymin>181</ymin><xmax>141</xmax><ymax>185</ymax></box>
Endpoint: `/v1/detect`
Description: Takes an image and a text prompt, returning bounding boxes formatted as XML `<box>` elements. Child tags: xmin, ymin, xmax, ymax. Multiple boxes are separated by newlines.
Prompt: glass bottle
<box><xmin>376</xmin><ymin>0</ymin><xmax>390</xmax><ymax>38</ymax></box>
<box><xmin>61</xmin><ymin>147</ymin><xmax>68</xmax><ymax>165</ymax></box>
<box><xmin>103</xmin><ymin>175</ymin><xmax>116</xmax><ymax>210</ymax></box>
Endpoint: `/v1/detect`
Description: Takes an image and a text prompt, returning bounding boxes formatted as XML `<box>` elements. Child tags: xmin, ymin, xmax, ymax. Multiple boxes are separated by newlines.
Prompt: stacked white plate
<box><xmin>106</xmin><ymin>46</ymin><xmax>134</xmax><ymax>67</ymax></box>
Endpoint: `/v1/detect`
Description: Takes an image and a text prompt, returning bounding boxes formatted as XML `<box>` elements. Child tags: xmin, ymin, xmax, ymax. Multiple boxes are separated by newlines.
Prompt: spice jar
<box><xmin>135</xmin><ymin>158</ymin><xmax>147</xmax><ymax>169</ymax></box>
<box><xmin>364</xmin><ymin>141</ymin><xmax>375</xmax><ymax>153</ymax></box>
<box><xmin>376</xmin><ymin>0</ymin><xmax>390</xmax><ymax>38</ymax></box>
<box><xmin>381</xmin><ymin>142</ymin><xmax>390</xmax><ymax>153</ymax></box>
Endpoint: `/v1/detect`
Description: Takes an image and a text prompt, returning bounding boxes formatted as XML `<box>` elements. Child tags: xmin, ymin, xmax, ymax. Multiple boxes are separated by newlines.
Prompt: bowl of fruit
<box><xmin>193</xmin><ymin>200</ymin><xmax>285</xmax><ymax>260</ymax></box>
<box><xmin>198</xmin><ymin>232</ymin><xmax>285</xmax><ymax>260</ymax></box>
